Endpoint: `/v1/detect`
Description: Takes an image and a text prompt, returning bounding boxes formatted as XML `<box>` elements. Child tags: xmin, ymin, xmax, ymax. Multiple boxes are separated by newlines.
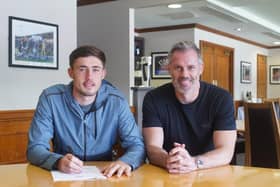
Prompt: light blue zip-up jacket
<box><xmin>27</xmin><ymin>80</ymin><xmax>145</xmax><ymax>170</ymax></box>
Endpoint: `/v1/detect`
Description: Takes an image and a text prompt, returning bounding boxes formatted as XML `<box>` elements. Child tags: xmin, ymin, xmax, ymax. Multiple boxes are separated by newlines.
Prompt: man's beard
<box><xmin>174</xmin><ymin>77</ymin><xmax>197</xmax><ymax>93</ymax></box>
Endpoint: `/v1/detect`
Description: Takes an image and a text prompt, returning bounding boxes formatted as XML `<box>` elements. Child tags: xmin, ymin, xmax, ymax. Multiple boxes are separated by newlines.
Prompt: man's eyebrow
<box><xmin>78</xmin><ymin>65</ymin><xmax>102</xmax><ymax>68</ymax></box>
<box><xmin>92</xmin><ymin>66</ymin><xmax>102</xmax><ymax>68</ymax></box>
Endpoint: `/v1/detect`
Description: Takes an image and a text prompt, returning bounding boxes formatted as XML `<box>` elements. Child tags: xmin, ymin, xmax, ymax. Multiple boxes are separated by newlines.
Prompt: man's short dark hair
<box><xmin>69</xmin><ymin>45</ymin><xmax>106</xmax><ymax>68</ymax></box>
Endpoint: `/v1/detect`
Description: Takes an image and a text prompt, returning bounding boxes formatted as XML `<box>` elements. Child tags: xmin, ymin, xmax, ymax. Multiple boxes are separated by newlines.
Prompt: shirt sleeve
<box><xmin>213</xmin><ymin>91</ymin><xmax>236</xmax><ymax>131</ymax></box>
<box><xmin>116</xmin><ymin>99</ymin><xmax>145</xmax><ymax>170</ymax></box>
<box><xmin>26</xmin><ymin>91</ymin><xmax>63</xmax><ymax>170</ymax></box>
<box><xmin>142</xmin><ymin>92</ymin><xmax>163</xmax><ymax>128</ymax></box>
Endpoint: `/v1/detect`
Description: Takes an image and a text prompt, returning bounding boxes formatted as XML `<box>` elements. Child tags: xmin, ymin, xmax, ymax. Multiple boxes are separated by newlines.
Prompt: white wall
<box><xmin>138</xmin><ymin>28</ymin><xmax>269</xmax><ymax>100</ymax></box>
<box><xmin>77</xmin><ymin>0</ymin><xmax>193</xmax><ymax>103</ymax></box>
<box><xmin>77</xmin><ymin>0</ymin><xmax>278</xmax><ymax>101</ymax></box>
<box><xmin>268</xmin><ymin>48</ymin><xmax>280</xmax><ymax>98</ymax></box>
<box><xmin>77</xmin><ymin>2</ymin><xmax>134</xmax><ymax>102</ymax></box>
<box><xmin>0</xmin><ymin>0</ymin><xmax>77</xmax><ymax>110</ymax></box>
<box><xmin>194</xmin><ymin>28</ymin><xmax>269</xmax><ymax>100</ymax></box>
<box><xmin>139</xmin><ymin>29</ymin><xmax>194</xmax><ymax>87</ymax></box>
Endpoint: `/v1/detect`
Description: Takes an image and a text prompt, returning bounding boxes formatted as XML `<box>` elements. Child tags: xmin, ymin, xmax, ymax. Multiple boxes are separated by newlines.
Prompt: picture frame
<box><xmin>9</xmin><ymin>16</ymin><xmax>59</xmax><ymax>69</ymax></box>
<box><xmin>240</xmin><ymin>61</ymin><xmax>251</xmax><ymax>84</ymax></box>
<box><xmin>151</xmin><ymin>52</ymin><xmax>170</xmax><ymax>79</ymax></box>
<box><xmin>270</xmin><ymin>65</ymin><xmax>280</xmax><ymax>84</ymax></box>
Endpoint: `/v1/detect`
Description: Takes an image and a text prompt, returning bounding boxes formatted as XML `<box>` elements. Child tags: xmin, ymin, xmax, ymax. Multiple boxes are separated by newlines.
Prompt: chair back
<box><xmin>244</xmin><ymin>101</ymin><xmax>280</xmax><ymax>168</ymax></box>
<box><xmin>263</xmin><ymin>98</ymin><xmax>280</xmax><ymax>119</ymax></box>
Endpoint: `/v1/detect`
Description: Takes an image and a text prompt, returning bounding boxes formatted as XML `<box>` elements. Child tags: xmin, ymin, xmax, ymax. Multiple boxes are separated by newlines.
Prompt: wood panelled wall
<box><xmin>0</xmin><ymin>107</ymin><xmax>136</xmax><ymax>164</ymax></box>
<box><xmin>0</xmin><ymin>110</ymin><xmax>34</xmax><ymax>164</ymax></box>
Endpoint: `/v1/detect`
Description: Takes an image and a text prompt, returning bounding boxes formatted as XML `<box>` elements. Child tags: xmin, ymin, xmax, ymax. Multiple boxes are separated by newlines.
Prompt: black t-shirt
<box><xmin>142</xmin><ymin>81</ymin><xmax>236</xmax><ymax>156</ymax></box>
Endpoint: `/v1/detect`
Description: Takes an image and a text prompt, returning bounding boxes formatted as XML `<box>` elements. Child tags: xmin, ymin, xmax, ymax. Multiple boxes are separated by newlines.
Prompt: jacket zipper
<box><xmin>83</xmin><ymin>115</ymin><xmax>87</xmax><ymax>161</ymax></box>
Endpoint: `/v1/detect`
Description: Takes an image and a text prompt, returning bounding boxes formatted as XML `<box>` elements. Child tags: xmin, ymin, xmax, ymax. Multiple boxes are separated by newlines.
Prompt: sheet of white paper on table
<box><xmin>51</xmin><ymin>166</ymin><xmax>107</xmax><ymax>181</ymax></box>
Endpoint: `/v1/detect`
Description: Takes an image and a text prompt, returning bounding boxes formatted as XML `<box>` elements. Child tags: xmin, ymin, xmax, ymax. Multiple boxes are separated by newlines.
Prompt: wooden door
<box><xmin>215</xmin><ymin>47</ymin><xmax>231</xmax><ymax>91</ymax></box>
<box><xmin>200</xmin><ymin>41</ymin><xmax>233</xmax><ymax>95</ymax></box>
<box><xmin>257</xmin><ymin>54</ymin><xmax>267</xmax><ymax>99</ymax></box>
<box><xmin>201</xmin><ymin>43</ymin><xmax>215</xmax><ymax>83</ymax></box>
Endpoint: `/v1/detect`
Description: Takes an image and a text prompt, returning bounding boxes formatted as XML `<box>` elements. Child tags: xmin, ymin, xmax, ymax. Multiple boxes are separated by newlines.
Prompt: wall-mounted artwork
<box><xmin>9</xmin><ymin>16</ymin><xmax>59</xmax><ymax>69</ymax></box>
<box><xmin>240</xmin><ymin>61</ymin><xmax>251</xmax><ymax>84</ymax></box>
<box><xmin>270</xmin><ymin>65</ymin><xmax>280</xmax><ymax>84</ymax></box>
<box><xmin>151</xmin><ymin>52</ymin><xmax>170</xmax><ymax>79</ymax></box>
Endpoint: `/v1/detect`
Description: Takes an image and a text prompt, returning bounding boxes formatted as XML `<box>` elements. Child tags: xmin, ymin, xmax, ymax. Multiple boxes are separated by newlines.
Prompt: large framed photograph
<box><xmin>9</xmin><ymin>16</ymin><xmax>59</xmax><ymax>69</ymax></box>
<box><xmin>240</xmin><ymin>61</ymin><xmax>251</xmax><ymax>84</ymax></box>
<box><xmin>151</xmin><ymin>52</ymin><xmax>170</xmax><ymax>79</ymax></box>
<box><xmin>270</xmin><ymin>65</ymin><xmax>280</xmax><ymax>84</ymax></box>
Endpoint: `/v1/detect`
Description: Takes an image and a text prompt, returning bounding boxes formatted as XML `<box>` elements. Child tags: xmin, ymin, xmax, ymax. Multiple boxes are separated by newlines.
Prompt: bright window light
<box><xmin>234</xmin><ymin>27</ymin><xmax>242</xmax><ymax>32</ymax></box>
<box><xmin>168</xmin><ymin>4</ymin><xmax>182</xmax><ymax>9</ymax></box>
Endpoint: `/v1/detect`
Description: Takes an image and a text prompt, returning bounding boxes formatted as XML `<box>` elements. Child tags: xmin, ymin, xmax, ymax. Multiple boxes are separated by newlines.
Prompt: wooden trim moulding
<box><xmin>195</xmin><ymin>24</ymin><xmax>268</xmax><ymax>49</ymax></box>
<box><xmin>135</xmin><ymin>23</ymin><xmax>280</xmax><ymax>49</ymax></box>
<box><xmin>0</xmin><ymin>107</ymin><xmax>136</xmax><ymax>120</ymax></box>
<box><xmin>268</xmin><ymin>45</ymin><xmax>280</xmax><ymax>49</ymax></box>
<box><xmin>0</xmin><ymin>109</ymin><xmax>34</xmax><ymax>121</ymax></box>
<box><xmin>77</xmin><ymin>0</ymin><xmax>115</xmax><ymax>6</ymax></box>
<box><xmin>135</xmin><ymin>24</ymin><xmax>196</xmax><ymax>33</ymax></box>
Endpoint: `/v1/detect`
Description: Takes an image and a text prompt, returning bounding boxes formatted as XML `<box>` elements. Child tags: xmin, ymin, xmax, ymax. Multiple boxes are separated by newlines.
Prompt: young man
<box><xmin>142</xmin><ymin>41</ymin><xmax>236</xmax><ymax>173</ymax></box>
<box><xmin>27</xmin><ymin>45</ymin><xmax>145</xmax><ymax>177</ymax></box>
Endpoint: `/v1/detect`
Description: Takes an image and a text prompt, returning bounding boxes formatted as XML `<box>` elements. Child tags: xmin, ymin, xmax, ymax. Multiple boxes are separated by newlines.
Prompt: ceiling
<box><xmin>134</xmin><ymin>0</ymin><xmax>280</xmax><ymax>47</ymax></box>
<box><xmin>78</xmin><ymin>0</ymin><xmax>280</xmax><ymax>48</ymax></box>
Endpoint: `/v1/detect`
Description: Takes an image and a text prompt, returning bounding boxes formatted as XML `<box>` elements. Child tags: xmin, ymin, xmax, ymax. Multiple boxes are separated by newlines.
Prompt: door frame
<box><xmin>200</xmin><ymin>40</ymin><xmax>234</xmax><ymax>96</ymax></box>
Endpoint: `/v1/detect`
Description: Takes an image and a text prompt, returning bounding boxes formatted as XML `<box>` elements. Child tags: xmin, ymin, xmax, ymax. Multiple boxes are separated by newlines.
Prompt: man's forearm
<box><xmin>194</xmin><ymin>146</ymin><xmax>234</xmax><ymax>170</ymax></box>
<box><xmin>118</xmin><ymin>144</ymin><xmax>145</xmax><ymax>170</ymax></box>
<box><xmin>195</xmin><ymin>130</ymin><xmax>236</xmax><ymax>169</ymax></box>
<box><xmin>146</xmin><ymin>145</ymin><xmax>169</xmax><ymax>168</ymax></box>
<box><xmin>27</xmin><ymin>146</ymin><xmax>62</xmax><ymax>170</ymax></box>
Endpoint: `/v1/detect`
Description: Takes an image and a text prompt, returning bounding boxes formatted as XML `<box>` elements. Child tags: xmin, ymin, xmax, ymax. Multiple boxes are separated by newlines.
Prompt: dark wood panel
<box><xmin>0</xmin><ymin>110</ymin><xmax>34</xmax><ymax>164</ymax></box>
<box><xmin>78</xmin><ymin>0</ymin><xmax>115</xmax><ymax>6</ymax></box>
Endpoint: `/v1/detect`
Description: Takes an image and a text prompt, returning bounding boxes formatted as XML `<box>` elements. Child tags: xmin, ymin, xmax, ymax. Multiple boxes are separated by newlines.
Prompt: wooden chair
<box><xmin>244</xmin><ymin>101</ymin><xmax>280</xmax><ymax>168</ymax></box>
<box><xmin>263</xmin><ymin>98</ymin><xmax>280</xmax><ymax>119</ymax></box>
<box><xmin>230</xmin><ymin>100</ymin><xmax>245</xmax><ymax>165</ymax></box>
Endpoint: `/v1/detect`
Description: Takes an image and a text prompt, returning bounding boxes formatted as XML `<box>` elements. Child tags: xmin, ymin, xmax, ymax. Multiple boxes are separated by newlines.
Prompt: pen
<box><xmin>66</xmin><ymin>145</ymin><xmax>74</xmax><ymax>155</ymax></box>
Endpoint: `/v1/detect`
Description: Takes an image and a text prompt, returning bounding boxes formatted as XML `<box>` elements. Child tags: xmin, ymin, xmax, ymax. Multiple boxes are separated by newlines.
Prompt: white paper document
<box><xmin>51</xmin><ymin>166</ymin><xmax>107</xmax><ymax>181</ymax></box>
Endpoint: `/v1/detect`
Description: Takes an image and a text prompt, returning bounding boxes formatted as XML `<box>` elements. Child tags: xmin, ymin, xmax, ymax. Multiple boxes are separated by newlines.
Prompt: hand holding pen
<box><xmin>56</xmin><ymin>147</ymin><xmax>83</xmax><ymax>173</ymax></box>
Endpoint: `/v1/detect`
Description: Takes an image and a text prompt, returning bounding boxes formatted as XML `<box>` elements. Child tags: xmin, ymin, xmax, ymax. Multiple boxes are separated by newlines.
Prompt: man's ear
<box><xmin>102</xmin><ymin>68</ymin><xmax>107</xmax><ymax>79</ymax></box>
<box><xmin>68</xmin><ymin>67</ymin><xmax>74</xmax><ymax>79</ymax></box>
<box><xmin>199</xmin><ymin>63</ymin><xmax>204</xmax><ymax>75</ymax></box>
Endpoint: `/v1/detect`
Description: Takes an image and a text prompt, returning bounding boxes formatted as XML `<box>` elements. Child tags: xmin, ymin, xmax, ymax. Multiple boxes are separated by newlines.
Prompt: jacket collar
<box><xmin>65</xmin><ymin>80</ymin><xmax>123</xmax><ymax>113</ymax></box>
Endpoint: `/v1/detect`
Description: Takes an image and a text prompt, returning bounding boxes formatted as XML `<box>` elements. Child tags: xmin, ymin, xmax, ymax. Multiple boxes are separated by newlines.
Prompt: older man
<box><xmin>142</xmin><ymin>41</ymin><xmax>236</xmax><ymax>173</ymax></box>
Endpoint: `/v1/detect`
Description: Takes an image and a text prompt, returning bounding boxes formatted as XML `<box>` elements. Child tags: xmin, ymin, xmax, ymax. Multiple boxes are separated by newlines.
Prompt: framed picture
<box><xmin>240</xmin><ymin>61</ymin><xmax>251</xmax><ymax>84</ymax></box>
<box><xmin>151</xmin><ymin>52</ymin><xmax>170</xmax><ymax>79</ymax></box>
<box><xmin>9</xmin><ymin>16</ymin><xmax>59</xmax><ymax>69</ymax></box>
<box><xmin>270</xmin><ymin>65</ymin><xmax>280</xmax><ymax>84</ymax></box>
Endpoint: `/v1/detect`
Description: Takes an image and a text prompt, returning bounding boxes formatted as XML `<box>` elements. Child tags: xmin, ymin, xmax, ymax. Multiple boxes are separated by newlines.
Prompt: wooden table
<box><xmin>2</xmin><ymin>162</ymin><xmax>280</xmax><ymax>187</ymax></box>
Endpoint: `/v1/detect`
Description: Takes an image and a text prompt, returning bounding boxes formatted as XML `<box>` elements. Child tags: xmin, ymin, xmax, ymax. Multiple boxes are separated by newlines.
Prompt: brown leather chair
<box><xmin>231</xmin><ymin>100</ymin><xmax>245</xmax><ymax>165</ymax></box>
<box><xmin>263</xmin><ymin>98</ymin><xmax>280</xmax><ymax>119</ymax></box>
<box><xmin>244</xmin><ymin>101</ymin><xmax>280</xmax><ymax>168</ymax></box>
